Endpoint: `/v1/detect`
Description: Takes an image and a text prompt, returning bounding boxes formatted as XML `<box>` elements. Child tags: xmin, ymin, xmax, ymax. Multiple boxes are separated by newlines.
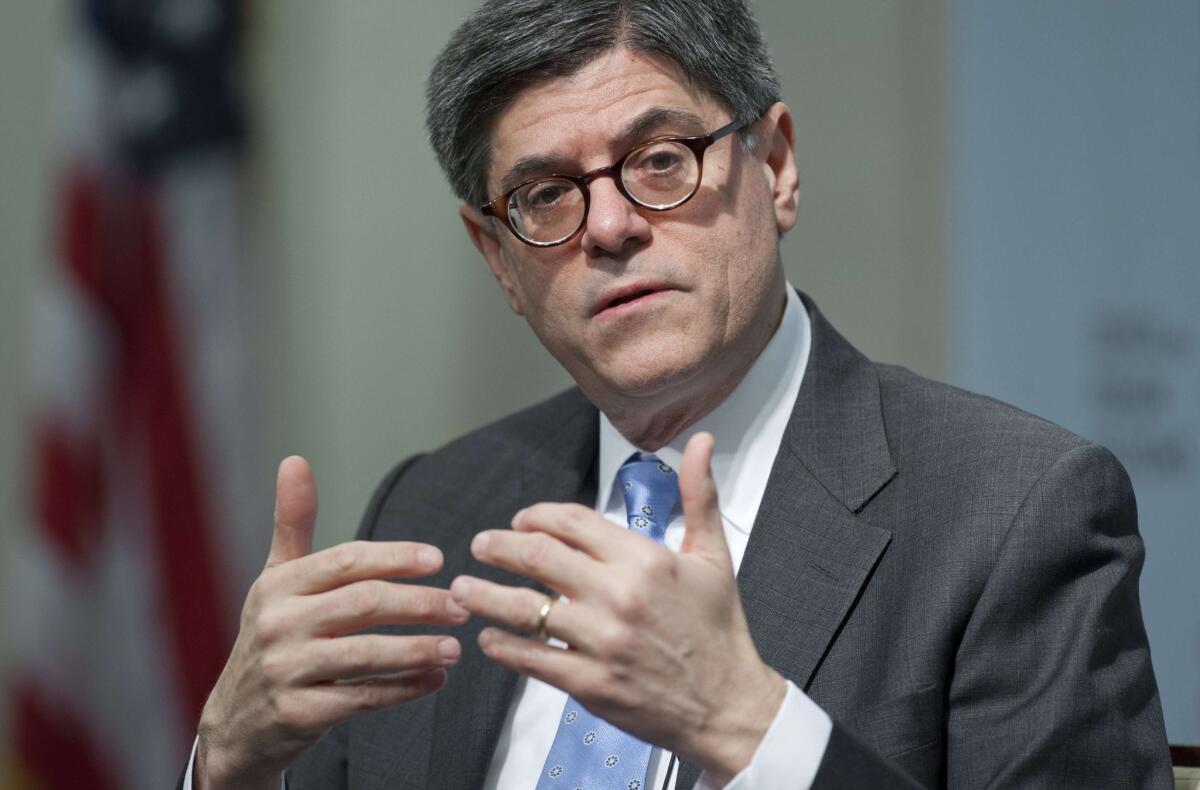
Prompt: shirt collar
<box><xmin>597</xmin><ymin>285</ymin><xmax>811</xmax><ymax>534</ymax></box>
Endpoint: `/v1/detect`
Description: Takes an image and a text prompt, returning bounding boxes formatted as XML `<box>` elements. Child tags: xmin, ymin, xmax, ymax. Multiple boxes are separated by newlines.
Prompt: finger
<box><xmin>284</xmin><ymin>540</ymin><xmax>446</xmax><ymax>595</ymax></box>
<box><xmin>679</xmin><ymin>432</ymin><xmax>730</xmax><ymax>561</ymax></box>
<box><xmin>291</xmin><ymin>634</ymin><xmax>461</xmax><ymax>684</ymax></box>
<box><xmin>267</xmin><ymin>456</ymin><xmax>318</xmax><ymax>568</ymax></box>
<box><xmin>469</xmin><ymin>528</ymin><xmax>604</xmax><ymax>596</ymax></box>
<box><xmin>303</xmin><ymin>579</ymin><xmax>469</xmax><ymax>635</ymax></box>
<box><xmin>450</xmin><ymin>576</ymin><xmax>591</xmax><ymax>647</ymax></box>
<box><xmin>477</xmin><ymin>627</ymin><xmax>599</xmax><ymax>696</ymax></box>
<box><xmin>510</xmin><ymin>502</ymin><xmax>631</xmax><ymax>561</ymax></box>
<box><xmin>296</xmin><ymin>669</ymin><xmax>447</xmax><ymax>728</ymax></box>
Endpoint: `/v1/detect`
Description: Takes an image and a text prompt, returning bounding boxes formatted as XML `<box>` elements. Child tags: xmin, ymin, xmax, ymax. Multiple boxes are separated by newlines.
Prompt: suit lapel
<box><xmin>425</xmin><ymin>393</ymin><xmax>598</xmax><ymax>790</ymax></box>
<box><xmin>676</xmin><ymin>296</ymin><xmax>896</xmax><ymax>788</ymax></box>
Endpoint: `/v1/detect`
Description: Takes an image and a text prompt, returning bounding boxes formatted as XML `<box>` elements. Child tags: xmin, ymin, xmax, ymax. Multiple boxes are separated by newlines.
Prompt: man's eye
<box><xmin>629</xmin><ymin>143</ymin><xmax>687</xmax><ymax>177</ymax></box>
<box><xmin>645</xmin><ymin>152</ymin><xmax>682</xmax><ymax>172</ymax></box>
<box><xmin>525</xmin><ymin>182</ymin><xmax>569</xmax><ymax>209</ymax></box>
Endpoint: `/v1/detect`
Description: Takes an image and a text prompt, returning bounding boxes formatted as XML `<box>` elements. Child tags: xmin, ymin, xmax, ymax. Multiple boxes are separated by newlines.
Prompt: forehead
<box><xmin>486</xmin><ymin>48</ymin><xmax>723</xmax><ymax>187</ymax></box>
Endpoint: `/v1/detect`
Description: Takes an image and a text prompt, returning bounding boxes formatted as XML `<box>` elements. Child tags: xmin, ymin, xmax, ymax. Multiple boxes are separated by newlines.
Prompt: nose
<box><xmin>579</xmin><ymin>177</ymin><xmax>652</xmax><ymax>257</ymax></box>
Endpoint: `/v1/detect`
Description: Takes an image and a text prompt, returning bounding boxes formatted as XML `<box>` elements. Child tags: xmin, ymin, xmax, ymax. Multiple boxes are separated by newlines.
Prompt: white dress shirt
<box><xmin>483</xmin><ymin>285</ymin><xmax>831</xmax><ymax>790</ymax></box>
<box><xmin>186</xmin><ymin>285</ymin><xmax>831</xmax><ymax>790</ymax></box>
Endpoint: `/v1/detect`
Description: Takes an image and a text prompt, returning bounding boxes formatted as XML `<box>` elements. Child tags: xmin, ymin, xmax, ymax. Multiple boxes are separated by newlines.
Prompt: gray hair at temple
<box><xmin>425</xmin><ymin>0</ymin><xmax>783</xmax><ymax>208</ymax></box>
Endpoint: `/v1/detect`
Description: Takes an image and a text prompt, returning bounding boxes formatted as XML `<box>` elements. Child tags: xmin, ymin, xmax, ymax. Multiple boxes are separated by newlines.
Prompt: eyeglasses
<box><xmin>480</xmin><ymin>117</ymin><xmax>751</xmax><ymax>248</ymax></box>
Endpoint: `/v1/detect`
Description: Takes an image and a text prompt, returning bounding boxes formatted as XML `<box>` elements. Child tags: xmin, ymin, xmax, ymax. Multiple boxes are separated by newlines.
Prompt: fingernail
<box><xmin>450</xmin><ymin>576</ymin><xmax>471</xmax><ymax>600</ymax></box>
<box><xmin>511</xmin><ymin>508</ymin><xmax>527</xmax><ymax>526</ymax></box>
<box><xmin>437</xmin><ymin>638</ymin><xmax>461</xmax><ymax>663</ymax></box>
<box><xmin>478</xmin><ymin>628</ymin><xmax>495</xmax><ymax>648</ymax></box>
<box><xmin>471</xmin><ymin>532</ymin><xmax>490</xmax><ymax>555</ymax></box>
<box><xmin>418</xmin><ymin>546</ymin><xmax>440</xmax><ymax>567</ymax></box>
<box><xmin>446</xmin><ymin>596</ymin><xmax>470</xmax><ymax>620</ymax></box>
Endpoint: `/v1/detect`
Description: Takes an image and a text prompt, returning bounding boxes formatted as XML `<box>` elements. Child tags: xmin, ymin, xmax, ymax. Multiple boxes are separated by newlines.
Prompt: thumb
<box><xmin>679</xmin><ymin>432</ymin><xmax>731</xmax><ymax>564</ymax></box>
<box><xmin>266</xmin><ymin>455</ymin><xmax>317</xmax><ymax>568</ymax></box>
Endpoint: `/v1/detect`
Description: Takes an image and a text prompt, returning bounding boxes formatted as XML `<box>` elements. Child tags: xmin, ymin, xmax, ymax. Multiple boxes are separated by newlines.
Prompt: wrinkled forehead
<box><xmin>483</xmin><ymin>47</ymin><xmax>726</xmax><ymax>195</ymax></box>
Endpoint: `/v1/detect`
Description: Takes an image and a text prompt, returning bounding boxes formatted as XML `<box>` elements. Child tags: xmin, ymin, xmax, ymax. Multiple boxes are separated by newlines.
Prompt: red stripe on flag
<box><xmin>61</xmin><ymin>168</ymin><xmax>102</xmax><ymax>297</ymax></box>
<box><xmin>12</xmin><ymin>680</ymin><xmax>120</xmax><ymax>790</ymax></box>
<box><xmin>53</xmin><ymin>167</ymin><xmax>232</xmax><ymax>730</ymax></box>
<box><xmin>126</xmin><ymin>187</ymin><xmax>232</xmax><ymax>725</ymax></box>
<box><xmin>33</xmin><ymin>419</ymin><xmax>105</xmax><ymax>568</ymax></box>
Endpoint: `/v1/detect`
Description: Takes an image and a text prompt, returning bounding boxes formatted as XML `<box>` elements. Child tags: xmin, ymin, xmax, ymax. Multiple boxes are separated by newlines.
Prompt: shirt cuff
<box><xmin>183</xmin><ymin>736</ymin><xmax>287</xmax><ymax>790</ymax></box>
<box><xmin>184</xmin><ymin>737</ymin><xmax>198</xmax><ymax>790</ymax></box>
<box><xmin>694</xmin><ymin>681</ymin><xmax>832</xmax><ymax>790</ymax></box>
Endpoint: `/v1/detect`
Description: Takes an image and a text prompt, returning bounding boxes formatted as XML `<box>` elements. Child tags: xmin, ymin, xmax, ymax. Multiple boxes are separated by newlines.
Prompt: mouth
<box><xmin>593</xmin><ymin>282</ymin><xmax>674</xmax><ymax>317</ymax></box>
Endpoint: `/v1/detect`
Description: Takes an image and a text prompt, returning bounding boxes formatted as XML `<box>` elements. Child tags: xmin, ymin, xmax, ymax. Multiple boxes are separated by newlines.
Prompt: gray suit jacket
<box><xmin>282</xmin><ymin>295</ymin><xmax>1171</xmax><ymax>789</ymax></box>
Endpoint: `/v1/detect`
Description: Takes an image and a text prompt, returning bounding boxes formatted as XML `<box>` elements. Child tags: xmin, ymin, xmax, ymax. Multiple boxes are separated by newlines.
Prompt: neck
<box><xmin>599</xmin><ymin>288</ymin><xmax>788</xmax><ymax>451</ymax></box>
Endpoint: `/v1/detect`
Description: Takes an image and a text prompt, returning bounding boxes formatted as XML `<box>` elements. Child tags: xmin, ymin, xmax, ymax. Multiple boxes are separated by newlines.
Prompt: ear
<box><xmin>459</xmin><ymin>203</ymin><xmax>526</xmax><ymax>316</ymax></box>
<box><xmin>757</xmin><ymin>102</ymin><xmax>800</xmax><ymax>234</ymax></box>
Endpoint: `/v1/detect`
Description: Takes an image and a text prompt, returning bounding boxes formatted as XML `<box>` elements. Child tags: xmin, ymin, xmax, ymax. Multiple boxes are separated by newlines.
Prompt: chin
<box><xmin>592</xmin><ymin>349</ymin><xmax>710</xmax><ymax>400</ymax></box>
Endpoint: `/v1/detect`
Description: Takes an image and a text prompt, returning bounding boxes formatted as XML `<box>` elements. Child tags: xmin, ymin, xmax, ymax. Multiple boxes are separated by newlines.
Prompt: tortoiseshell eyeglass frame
<box><xmin>480</xmin><ymin>116</ymin><xmax>750</xmax><ymax>248</ymax></box>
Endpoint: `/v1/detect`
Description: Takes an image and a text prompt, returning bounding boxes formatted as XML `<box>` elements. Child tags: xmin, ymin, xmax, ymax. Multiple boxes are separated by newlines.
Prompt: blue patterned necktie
<box><xmin>534</xmin><ymin>453</ymin><xmax>681</xmax><ymax>790</ymax></box>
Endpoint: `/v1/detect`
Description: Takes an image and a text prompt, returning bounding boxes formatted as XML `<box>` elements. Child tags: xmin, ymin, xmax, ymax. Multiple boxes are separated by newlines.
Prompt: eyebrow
<box><xmin>498</xmin><ymin>154</ymin><xmax>566</xmax><ymax>196</ymax></box>
<box><xmin>621</xmin><ymin>106</ymin><xmax>709</xmax><ymax>143</ymax></box>
<box><xmin>494</xmin><ymin>106</ymin><xmax>712</xmax><ymax>198</ymax></box>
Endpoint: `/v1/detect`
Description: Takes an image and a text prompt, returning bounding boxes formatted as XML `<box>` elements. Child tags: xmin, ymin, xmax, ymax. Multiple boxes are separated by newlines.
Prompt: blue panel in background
<box><xmin>950</xmin><ymin>0</ymin><xmax>1200</xmax><ymax>742</ymax></box>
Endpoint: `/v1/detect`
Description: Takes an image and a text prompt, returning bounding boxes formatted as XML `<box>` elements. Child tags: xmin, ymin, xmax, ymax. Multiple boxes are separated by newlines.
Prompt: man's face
<box><xmin>461</xmin><ymin>47</ymin><xmax>799</xmax><ymax>414</ymax></box>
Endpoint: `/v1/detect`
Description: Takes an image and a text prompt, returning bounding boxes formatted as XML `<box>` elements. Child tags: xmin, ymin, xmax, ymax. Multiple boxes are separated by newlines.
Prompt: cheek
<box><xmin>496</xmin><ymin>245</ymin><xmax>529</xmax><ymax>312</ymax></box>
<box><xmin>717</xmin><ymin>194</ymin><xmax>780</xmax><ymax>328</ymax></box>
<box><xmin>500</xmin><ymin>244</ymin><xmax>569</xmax><ymax>320</ymax></box>
<box><xmin>505</xmin><ymin>257</ymin><xmax>578</xmax><ymax>345</ymax></box>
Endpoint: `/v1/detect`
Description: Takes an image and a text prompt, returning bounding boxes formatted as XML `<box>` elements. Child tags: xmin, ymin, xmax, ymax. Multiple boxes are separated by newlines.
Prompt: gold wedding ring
<box><xmin>535</xmin><ymin>598</ymin><xmax>553</xmax><ymax>641</ymax></box>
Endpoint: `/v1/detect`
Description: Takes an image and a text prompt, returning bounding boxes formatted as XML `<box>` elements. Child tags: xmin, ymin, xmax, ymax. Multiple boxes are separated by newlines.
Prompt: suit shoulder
<box><xmin>361</xmin><ymin>387</ymin><xmax>595</xmax><ymax>531</ymax></box>
<box><xmin>868</xmin><ymin>364</ymin><xmax>1137</xmax><ymax>582</ymax></box>
<box><xmin>873</xmin><ymin>363</ymin><xmax>1102</xmax><ymax>480</ymax></box>
<box><xmin>421</xmin><ymin>385</ymin><xmax>594</xmax><ymax>466</ymax></box>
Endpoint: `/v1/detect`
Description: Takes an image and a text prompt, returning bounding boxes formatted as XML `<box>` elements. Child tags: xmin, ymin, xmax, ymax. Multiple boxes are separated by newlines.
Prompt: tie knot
<box><xmin>616</xmin><ymin>453</ymin><xmax>680</xmax><ymax>544</ymax></box>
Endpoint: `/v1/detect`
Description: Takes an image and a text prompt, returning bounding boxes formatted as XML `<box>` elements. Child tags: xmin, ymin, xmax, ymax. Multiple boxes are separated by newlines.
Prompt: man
<box><xmin>184</xmin><ymin>1</ymin><xmax>1172</xmax><ymax>788</ymax></box>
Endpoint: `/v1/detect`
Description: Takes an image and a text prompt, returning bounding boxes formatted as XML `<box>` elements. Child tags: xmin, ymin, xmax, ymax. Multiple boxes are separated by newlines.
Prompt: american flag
<box><xmin>4</xmin><ymin>1</ymin><xmax>263</xmax><ymax>787</ymax></box>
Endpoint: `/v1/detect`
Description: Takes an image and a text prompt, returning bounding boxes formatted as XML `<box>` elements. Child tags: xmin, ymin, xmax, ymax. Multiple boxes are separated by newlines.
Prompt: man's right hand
<box><xmin>194</xmin><ymin>456</ymin><xmax>469</xmax><ymax>790</ymax></box>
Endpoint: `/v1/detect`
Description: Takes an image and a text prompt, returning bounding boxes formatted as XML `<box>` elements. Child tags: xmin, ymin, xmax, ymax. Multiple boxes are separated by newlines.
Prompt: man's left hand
<box><xmin>449</xmin><ymin>432</ymin><xmax>786</xmax><ymax>784</ymax></box>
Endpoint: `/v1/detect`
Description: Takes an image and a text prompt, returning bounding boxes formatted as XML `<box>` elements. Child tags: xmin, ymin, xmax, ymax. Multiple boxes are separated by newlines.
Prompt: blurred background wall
<box><xmin>949</xmin><ymin>0</ymin><xmax>1200</xmax><ymax>746</ymax></box>
<box><xmin>0</xmin><ymin>1</ymin><xmax>1194</xmax><ymax>786</ymax></box>
<box><xmin>0</xmin><ymin>0</ymin><xmax>63</xmax><ymax>767</ymax></box>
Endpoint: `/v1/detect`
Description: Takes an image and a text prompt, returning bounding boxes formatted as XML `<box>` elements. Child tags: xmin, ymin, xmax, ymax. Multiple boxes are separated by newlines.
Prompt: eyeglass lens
<box><xmin>507</xmin><ymin>139</ymin><xmax>701</xmax><ymax>244</ymax></box>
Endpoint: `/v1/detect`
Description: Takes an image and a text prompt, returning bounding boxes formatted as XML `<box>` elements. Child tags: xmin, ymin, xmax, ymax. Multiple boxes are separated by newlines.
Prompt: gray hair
<box><xmin>426</xmin><ymin>0</ymin><xmax>783</xmax><ymax>207</ymax></box>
